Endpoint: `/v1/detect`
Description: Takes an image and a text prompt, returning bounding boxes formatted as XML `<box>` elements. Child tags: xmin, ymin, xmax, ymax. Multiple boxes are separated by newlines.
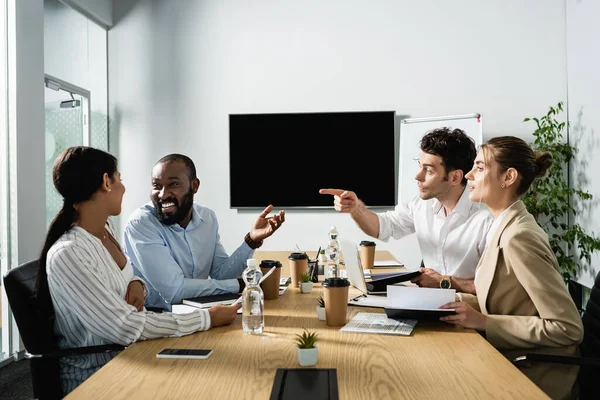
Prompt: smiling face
<box><xmin>151</xmin><ymin>161</ymin><xmax>198</xmax><ymax>226</ymax></box>
<box><xmin>414</xmin><ymin>152</ymin><xmax>452</xmax><ymax>200</ymax></box>
<box><xmin>465</xmin><ymin>149</ymin><xmax>503</xmax><ymax>205</ymax></box>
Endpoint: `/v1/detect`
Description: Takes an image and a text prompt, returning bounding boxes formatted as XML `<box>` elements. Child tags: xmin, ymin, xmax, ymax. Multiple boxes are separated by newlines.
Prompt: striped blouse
<box><xmin>46</xmin><ymin>222</ymin><xmax>212</xmax><ymax>395</ymax></box>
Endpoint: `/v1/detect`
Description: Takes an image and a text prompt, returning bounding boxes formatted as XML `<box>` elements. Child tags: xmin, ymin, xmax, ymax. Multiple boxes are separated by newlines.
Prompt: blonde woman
<box><xmin>440</xmin><ymin>136</ymin><xmax>583</xmax><ymax>399</ymax></box>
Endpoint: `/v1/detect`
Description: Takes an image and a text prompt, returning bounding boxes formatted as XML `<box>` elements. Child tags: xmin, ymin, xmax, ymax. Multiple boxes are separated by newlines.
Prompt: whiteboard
<box><xmin>390</xmin><ymin>114</ymin><xmax>482</xmax><ymax>270</ymax></box>
<box><xmin>398</xmin><ymin>114</ymin><xmax>483</xmax><ymax>205</ymax></box>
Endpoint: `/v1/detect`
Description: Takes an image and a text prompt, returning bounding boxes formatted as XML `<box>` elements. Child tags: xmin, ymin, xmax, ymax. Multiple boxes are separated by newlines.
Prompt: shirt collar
<box><xmin>166</xmin><ymin>204</ymin><xmax>202</xmax><ymax>231</ymax></box>
<box><xmin>495</xmin><ymin>199</ymin><xmax>521</xmax><ymax>221</ymax></box>
<box><xmin>432</xmin><ymin>186</ymin><xmax>470</xmax><ymax>218</ymax></box>
<box><xmin>453</xmin><ymin>186</ymin><xmax>471</xmax><ymax>218</ymax></box>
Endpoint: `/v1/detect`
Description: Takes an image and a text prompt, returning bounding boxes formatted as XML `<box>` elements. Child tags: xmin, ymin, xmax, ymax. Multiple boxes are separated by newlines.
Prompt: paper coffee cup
<box><xmin>259</xmin><ymin>260</ymin><xmax>282</xmax><ymax>300</ymax></box>
<box><xmin>322</xmin><ymin>277</ymin><xmax>350</xmax><ymax>326</ymax></box>
<box><xmin>288</xmin><ymin>252</ymin><xmax>308</xmax><ymax>288</ymax></box>
<box><xmin>359</xmin><ymin>240</ymin><xmax>376</xmax><ymax>270</ymax></box>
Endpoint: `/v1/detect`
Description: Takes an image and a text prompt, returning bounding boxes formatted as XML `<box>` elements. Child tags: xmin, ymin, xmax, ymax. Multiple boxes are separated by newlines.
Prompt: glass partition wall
<box><xmin>44</xmin><ymin>76</ymin><xmax>90</xmax><ymax>228</ymax></box>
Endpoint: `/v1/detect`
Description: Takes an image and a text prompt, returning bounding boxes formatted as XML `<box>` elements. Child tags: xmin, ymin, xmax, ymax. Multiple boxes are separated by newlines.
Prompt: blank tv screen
<box><xmin>229</xmin><ymin>111</ymin><xmax>396</xmax><ymax>209</ymax></box>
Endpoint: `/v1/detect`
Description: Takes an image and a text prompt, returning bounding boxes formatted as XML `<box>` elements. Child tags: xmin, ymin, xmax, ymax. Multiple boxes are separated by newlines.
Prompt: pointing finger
<box><xmin>319</xmin><ymin>188</ymin><xmax>345</xmax><ymax>196</ymax></box>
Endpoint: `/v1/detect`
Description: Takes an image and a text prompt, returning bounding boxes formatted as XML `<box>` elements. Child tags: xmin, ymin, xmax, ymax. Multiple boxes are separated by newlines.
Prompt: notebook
<box><xmin>182</xmin><ymin>293</ymin><xmax>240</xmax><ymax>308</ymax></box>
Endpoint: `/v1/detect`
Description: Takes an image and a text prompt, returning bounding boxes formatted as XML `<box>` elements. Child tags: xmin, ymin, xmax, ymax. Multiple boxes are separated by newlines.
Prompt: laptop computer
<box><xmin>339</xmin><ymin>239</ymin><xmax>421</xmax><ymax>295</ymax></box>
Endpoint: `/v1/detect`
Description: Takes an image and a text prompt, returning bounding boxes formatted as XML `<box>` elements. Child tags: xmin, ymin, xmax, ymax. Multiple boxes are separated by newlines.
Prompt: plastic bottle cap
<box><xmin>246</xmin><ymin>258</ymin><xmax>258</xmax><ymax>267</ymax></box>
<box><xmin>330</xmin><ymin>225</ymin><xmax>337</xmax><ymax>230</ymax></box>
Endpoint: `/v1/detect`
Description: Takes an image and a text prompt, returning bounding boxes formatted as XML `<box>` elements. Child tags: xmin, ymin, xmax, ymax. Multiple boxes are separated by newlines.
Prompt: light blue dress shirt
<box><xmin>123</xmin><ymin>203</ymin><xmax>254</xmax><ymax>310</ymax></box>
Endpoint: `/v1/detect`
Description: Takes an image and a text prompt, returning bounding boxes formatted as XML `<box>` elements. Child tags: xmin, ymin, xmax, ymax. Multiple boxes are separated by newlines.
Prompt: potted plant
<box><xmin>523</xmin><ymin>102</ymin><xmax>600</xmax><ymax>282</ymax></box>
<box><xmin>299</xmin><ymin>273</ymin><xmax>313</xmax><ymax>293</ymax></box>
<box><xmin>294</xmin><ymin>328</ymin><xmax>318</xmax><ymax>366</ymax></box>
<box><xmin>316</xmin><ymin>296</ymin><xmax>326</xmax><ymax>320</ymax></box>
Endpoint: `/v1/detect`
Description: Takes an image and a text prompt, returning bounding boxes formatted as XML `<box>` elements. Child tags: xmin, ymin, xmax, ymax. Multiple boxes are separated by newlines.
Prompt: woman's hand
<box><xmin>125</xmin><ymin>281</ymin><xmax>145</xmax><ymax>312</ymax></box>
<box><xmin>439</xmin><ymin>301</ymin><xmax>487</xmax><ymax>331</ymax></box>
<box><xmin>209</xmin><ymin>303</ymin><xmax>242</xmax><ymax>327</ymax></box>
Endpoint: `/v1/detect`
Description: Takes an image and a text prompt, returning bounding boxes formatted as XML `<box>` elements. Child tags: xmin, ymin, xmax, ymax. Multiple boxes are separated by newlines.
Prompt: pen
<box><xmin>233</xmin><ymin>266</ymin><xmax>277</xmax><ymax>305</ymax></box>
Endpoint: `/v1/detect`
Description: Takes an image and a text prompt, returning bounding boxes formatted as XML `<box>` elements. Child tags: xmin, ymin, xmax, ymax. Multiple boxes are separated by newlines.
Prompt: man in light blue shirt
<box><xmin>124</xmin><ymin>154</ymin><xmax>285</xmax><ymax>310</ymax></box>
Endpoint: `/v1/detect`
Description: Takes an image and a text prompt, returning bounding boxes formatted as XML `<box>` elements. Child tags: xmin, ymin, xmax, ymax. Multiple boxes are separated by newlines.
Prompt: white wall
<box><xmin>45</xmin><ymin>0</ymin><xmax>107</xmax><ymax>115</ymax></box>
<box><xmin>59</xmin><ymin>0</ymin><xmax>112</xmax><ymax>28</ymax></box>
<box><xmin>567</xmin><ymin>0</ymin><xmax>600</xmax><ymax>288</ymax></box>
<box><xmin>109</xmin><ymin>0</ymin><xmax>568</xmax><ymax>268</ymax></box>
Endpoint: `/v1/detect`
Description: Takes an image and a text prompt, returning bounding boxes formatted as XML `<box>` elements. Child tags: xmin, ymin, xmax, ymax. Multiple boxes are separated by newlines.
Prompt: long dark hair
<box><xmin>36</xmin><ymin>146</ymin><xmax>118</xmax><ymax>303</ymax></box>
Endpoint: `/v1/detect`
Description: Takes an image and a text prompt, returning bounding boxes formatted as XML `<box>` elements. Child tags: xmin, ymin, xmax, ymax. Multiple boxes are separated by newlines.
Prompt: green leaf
<box><xmin>295</xmin><ymin>328</ymin><xmax>318</xmax><ymax>349</ymax></box>
<box><xmin>522</xmin><ymin>102</ymin><xmax>600</xmax><ymax>282</ymax></box>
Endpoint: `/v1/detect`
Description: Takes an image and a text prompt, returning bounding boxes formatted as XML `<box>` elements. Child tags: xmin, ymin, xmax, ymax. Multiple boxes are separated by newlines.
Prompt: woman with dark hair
<box><xmin>439</xmin><ymin>136</ymin><xmax>583</xmax><ymax>399</ymax></box>
<box><xmin>38</xmin><ymin>146</ymin><xmax>240</xmax><ymax>395</ymax></box>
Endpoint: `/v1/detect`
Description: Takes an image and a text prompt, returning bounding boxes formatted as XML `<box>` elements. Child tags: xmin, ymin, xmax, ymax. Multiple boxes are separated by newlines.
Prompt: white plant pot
<box><xmin>297</xmin><ymin>346</ymin><xmax>318</xmax><ymax>366</ymax></box>
<box><xmin>316</xmin><ymin>306</ymin><xmax>326</xmax><ymax>321</ymax></box>
<box><xmin>300</xmin><ymin>282</ymin><xmax>313</xmax><ymax>293</ymax></box>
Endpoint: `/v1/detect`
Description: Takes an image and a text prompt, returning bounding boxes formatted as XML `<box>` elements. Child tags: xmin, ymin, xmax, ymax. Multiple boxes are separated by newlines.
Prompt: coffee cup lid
<box><xmin>322</xmin><ymin>277</ymin><xmax>350</xmax><ymax>288</ymax></box>
<box><xmin>359</xmin><ymin>241</ymin><xmax>376</xmax><ymax>247</ymax></box>
<box><xmin>288</xmin><ymin>252</ymin><xmax>309</xmax><ymax>260</ymax></box>
<box><xmin>259</xmin><ymin>259</ymin><xmax>282</xmax><ymax>268</ymax></box>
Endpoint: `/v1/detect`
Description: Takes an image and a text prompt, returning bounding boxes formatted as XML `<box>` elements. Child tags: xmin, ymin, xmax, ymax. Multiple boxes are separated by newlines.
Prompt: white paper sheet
<box><xmin>340</xmin><ymin>312</ymin><xmax>416</xmax><ymax>336</ymax></box>
<box><xmin>373</xmin><ymin>260</ymin><xmax>404</xmax><ymax>268</ymax></box>
<box><xmin>387</xmin><ymin>285</ymin><xmax>455</xmax><ymax>310</ymax></box>
<box><xmin>171</xmin><ymin>304</ymin><xmax>201</xmax><ymax>314</ymax></box>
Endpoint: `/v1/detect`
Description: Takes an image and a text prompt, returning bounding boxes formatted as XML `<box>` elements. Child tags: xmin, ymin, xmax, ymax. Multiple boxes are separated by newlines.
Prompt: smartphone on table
<box><xmin>156</xmin><ymin>349</ymin><xmax>213</xmax><ymax>359</ymax></box>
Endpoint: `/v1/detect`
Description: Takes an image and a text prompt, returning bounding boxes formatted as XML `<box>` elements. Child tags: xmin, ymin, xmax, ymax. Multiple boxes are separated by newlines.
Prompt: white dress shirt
<box><xmin>377</xmin><ymin>187</ymin><xmax>493</xmax><ymax>279</ymax></box>
<box><xmin>485</xmin><ymin>200</ymin><xmax>521</xmax><ymax>248</ymax></box>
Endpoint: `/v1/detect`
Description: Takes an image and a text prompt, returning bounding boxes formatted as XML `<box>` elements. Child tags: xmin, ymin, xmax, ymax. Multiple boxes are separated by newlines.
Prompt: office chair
<box><xmin>512</xmin><ymin>270</ymin><xmax>600</xmax><ymax>399</ymax></box>
<box><xmin>3</xmin><ymin>259</ymin><xmax>125</xmax><ymax>400</ymax></box>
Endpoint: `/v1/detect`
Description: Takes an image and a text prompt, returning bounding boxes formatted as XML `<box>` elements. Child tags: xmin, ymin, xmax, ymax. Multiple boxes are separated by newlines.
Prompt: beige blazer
<box><xmin>460</xmin><ymin>201</ymin><xmax>583</xmax><ymax>400</ymax></box>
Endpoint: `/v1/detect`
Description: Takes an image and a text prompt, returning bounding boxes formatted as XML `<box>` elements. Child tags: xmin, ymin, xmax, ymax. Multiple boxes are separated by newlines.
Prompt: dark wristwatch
<box><xmin>440</xmin><ymin>276</ymin><xmax>452</xmax><ymax>289</ymax></box>
<box><xmin>244</xmin><ymin>232</ymin><xmax>263</xmax><ymax>249</ymax></box>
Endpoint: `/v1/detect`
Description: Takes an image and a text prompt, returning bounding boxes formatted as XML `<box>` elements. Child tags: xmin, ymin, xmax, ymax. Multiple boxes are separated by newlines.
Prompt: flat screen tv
<box><xmin>229</xmin><ymin>111</ymin><xmax>396</xmax><ymax>209</ymax></box>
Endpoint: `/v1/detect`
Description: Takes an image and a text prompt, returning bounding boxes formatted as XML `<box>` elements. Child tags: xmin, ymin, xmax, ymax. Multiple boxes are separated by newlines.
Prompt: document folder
<box><xmin>385</xmin><ymin>307</ymin><xmax>456</xmax><ymax>321</ymax></box>
<box><xmin>365</xmin><ymin>271</ymin><xmax>421</xmax><ymax>293</ymax></box>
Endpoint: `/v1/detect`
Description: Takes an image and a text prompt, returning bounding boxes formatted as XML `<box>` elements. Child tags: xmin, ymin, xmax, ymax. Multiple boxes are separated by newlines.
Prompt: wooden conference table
<box><xmin>66</xmin><ymin>251</ymin><xmax>548</xmax><ymax>400</ymax></box>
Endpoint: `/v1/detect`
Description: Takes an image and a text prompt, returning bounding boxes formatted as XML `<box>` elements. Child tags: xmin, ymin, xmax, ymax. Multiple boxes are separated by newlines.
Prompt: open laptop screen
<box><xmin>339</xmin><ymin>239</ymin><xmax>369</xmax><ymax>294</ymax></box>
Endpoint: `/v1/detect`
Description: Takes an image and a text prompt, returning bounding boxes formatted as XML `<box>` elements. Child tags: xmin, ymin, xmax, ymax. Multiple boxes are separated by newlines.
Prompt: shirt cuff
<box><xmin>198</xmin><ymin>308</ymin><xmax>211</xmax><ymax>330</ymax></box>
<box><xmin>132</xmin><ymin>276</ymin><xmax>149</xmax><ymax>298</ymax></box>
<box><xmin>226</xmin><ymin>278</ymin><xmax>241</xmax><ymax>294</ymax></box>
